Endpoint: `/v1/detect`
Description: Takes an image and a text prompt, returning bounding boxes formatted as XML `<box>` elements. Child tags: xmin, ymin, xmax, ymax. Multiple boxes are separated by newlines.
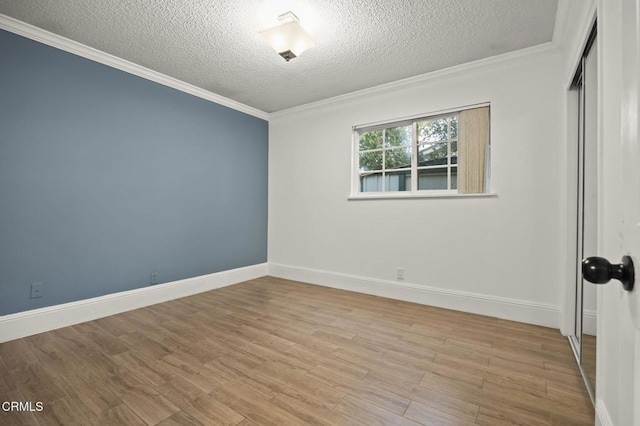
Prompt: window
<box><xmin>353</xmin><ymin>105</ymin><xmax>490</xmax><ymax>196</ymax></box>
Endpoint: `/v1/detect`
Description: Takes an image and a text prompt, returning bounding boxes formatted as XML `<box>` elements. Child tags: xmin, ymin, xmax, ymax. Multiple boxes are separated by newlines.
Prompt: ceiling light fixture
<box><xmin>259</xmin><ymin>11</ymin><xmax>314</xmax><ymax>61</ymax></box>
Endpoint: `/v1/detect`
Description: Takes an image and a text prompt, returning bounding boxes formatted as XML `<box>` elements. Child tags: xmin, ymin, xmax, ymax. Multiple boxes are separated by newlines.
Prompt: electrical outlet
<box><xmin>397</xmin><ymin>267</ymin><xmax>405</xmax><ymax>281</ymax></box>
<box><xmin>31</xmin><ymin>282</ymin><xmax>43</xmax><ymax>299</ymax></box>
<box><xmin>150</xmin><ymin>271</ymin><xmax>159</xmax><ymax>285</ymax></box>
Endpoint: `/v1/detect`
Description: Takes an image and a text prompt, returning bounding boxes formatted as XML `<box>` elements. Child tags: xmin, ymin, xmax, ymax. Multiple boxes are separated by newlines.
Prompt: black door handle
<box><xmin>582</xmin><ymin>255</ymin><xmax>635</xmax><ymax>291</ymax></box>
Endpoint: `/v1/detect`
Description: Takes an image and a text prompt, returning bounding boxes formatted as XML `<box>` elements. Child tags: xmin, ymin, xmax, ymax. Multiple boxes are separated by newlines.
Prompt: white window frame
<box><xmin>350</xmin><ymin>103</ymin><xmax>493</xmax><ymax>199</ymax></box>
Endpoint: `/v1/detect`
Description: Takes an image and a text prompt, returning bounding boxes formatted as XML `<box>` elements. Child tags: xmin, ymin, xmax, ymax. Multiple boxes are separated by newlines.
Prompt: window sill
<box><xmin>347</xmin><ymin>192</ymin><xmax>497</xmax><ymax>201</ymax></box>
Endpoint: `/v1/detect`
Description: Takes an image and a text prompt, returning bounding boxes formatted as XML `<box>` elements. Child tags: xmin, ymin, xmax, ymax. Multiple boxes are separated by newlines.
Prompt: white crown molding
<box><xmin>270</xmin><ymin>42</ymin><xmax>562</xmax><ymax>119</ymax></box>
<box><xmin>268</xmin><ymin>263</ymin><xmax>561</xmax><ymax>329</ymax></box>
<box><xmin>0</xmin><ymin>263</ymin><xmax>268</xmax><ymax>343</ymax></box>
<box><xmin>0</xmin><ymin>14</ymin><xmax>269</xmax><ymax>121</ymax></box>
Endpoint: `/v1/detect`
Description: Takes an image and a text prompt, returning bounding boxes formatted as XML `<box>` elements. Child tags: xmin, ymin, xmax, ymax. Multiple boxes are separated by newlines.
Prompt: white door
<box><xmin>597</xmin><ymin>0</ymin><xmax>640</xmax><ymax>424</ymax></box>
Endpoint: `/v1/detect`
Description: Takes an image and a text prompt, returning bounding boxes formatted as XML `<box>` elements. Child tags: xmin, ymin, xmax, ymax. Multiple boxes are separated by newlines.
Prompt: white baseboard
<box><xmin>595</xmin><ymin>399</ymin><xmax>613</xmax><ymax>426</ymax></box>
<box><xmin>1</xmin><ymin>262</ymin><xmax>561</xmax><ymax>343</ymax></box>
<box><xmin>583</xmin><ymin>309</ymin><xmax>597</xmax><ymax>336</ymax></box>
<box><xmin>268</xmin><ymin>263</ymin><xmax>560</xmax><ymax>329</ymax></box>
<box><xmin>0</xmin><ymin>263</ymin><xmax>268</xmax><ymax>343</ymax></box>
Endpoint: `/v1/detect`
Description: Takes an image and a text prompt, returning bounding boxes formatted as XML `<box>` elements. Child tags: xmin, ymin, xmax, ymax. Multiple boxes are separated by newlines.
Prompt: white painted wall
<box><xmin>268</xmin><ymin>49</ymin><xmax>565</xmax><ymax>327</ymax></box>
<box><xmin>555</xmin><ymin>0</ymin><xmax>597</xmax><ymax>84</ymax></box>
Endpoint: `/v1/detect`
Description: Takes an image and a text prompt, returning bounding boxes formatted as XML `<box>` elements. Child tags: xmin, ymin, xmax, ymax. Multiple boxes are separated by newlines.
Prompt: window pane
<box><xmin>418</xmin><ymin>118</ymin><xmax>448</xmax><ymax>143</ymax></box>
<box><xmin>360</xmin><ymin>172</ymin><xmax>382</xmax><ymax>192</ymax></box>
<box><xmin>385</xmin><ymin>146</ymin><xmax>411</xmax><ymax>169</ymax></box>
<box><xmin>359</xmin><ymin>151</ymin><xmax>382</xmax><ymax>171</ymax></box>
<box><xmin>385</xmin><ymin>171</ymin><xmax>411</xmax><ymax>192</ymax></box>
<box><xmin>359</xmin><ymin>129</ymin><xmax>383</xmax><ymax>151</ymax></box>
<box><xmin>418</xmin><ymin>143</ymin><xmax>447</xmax><ymax>166</ymax></box>
<box><xmin>418</xmin><ymin>168</ymin><xmax>448</xmax><ymax>190</ymax></box>
<box><xmin>451</xmin><ymin>166</ymin><xmax>458</xmax><ymax>189</ymax></box>
<box><xmin>384</xmin><ymin>125</ymin><xmax>411</xmax><ymax>147</ymax></box>
<box><xmin>355</xmin><ymin>108</ymin><xmax>485</xmax><ymax>195</ymax></box>
<box><xmin>450</xmin><ymin>116</ymin><xmax>458</xmax><ymax>138</ymax></box>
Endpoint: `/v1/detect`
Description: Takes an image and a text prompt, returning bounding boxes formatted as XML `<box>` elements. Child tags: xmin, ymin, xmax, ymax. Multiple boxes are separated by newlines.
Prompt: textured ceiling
<box><xmin>0</xmin><ymin>0</ymin><xmax>559</xmax><ymax>113</ymax></box>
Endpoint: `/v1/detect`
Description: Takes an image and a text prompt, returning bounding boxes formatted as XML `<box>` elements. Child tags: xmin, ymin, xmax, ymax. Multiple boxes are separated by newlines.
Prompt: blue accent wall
<box><xmin>0</xmin><ymin>29</ymin><xmax>268</xmax><ymax>315</ymax></box>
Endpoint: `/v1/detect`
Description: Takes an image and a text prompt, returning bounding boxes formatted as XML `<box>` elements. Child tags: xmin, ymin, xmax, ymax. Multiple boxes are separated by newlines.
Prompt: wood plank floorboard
<box><xmin>0</xmin><ymin>277</ymin><xmax>594</xmax><ymax>425</ymax></box>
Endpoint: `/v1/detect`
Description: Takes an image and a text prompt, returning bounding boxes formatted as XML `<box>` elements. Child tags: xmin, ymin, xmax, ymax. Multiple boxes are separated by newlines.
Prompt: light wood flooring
<box><xmin>0</xmin><ymin>277</ymin><xmax>594</xmax><ymax>425</ymax></box>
